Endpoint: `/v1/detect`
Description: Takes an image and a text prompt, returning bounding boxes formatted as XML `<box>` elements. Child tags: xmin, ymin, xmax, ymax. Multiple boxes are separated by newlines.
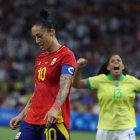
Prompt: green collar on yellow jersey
<box><xmin>107</xmin><ymin>74</ymin><xmax>125</xmax><ymax>81</ymax></box>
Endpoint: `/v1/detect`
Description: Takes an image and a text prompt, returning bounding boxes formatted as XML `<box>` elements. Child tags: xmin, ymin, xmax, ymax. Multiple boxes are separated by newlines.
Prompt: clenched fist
<box><xmin>77</xmin><ymin>58</ymin><xmax>88</xmax><ymax>68</ymax></box>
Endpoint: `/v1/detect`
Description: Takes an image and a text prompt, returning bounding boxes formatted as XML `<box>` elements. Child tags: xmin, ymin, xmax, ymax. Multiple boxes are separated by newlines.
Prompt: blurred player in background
<box><xmin>73</xmin><ymin>54</ymin><xmax>140</xmax><ymax>140</ymax></box>
<box><xmin>9</xmin><ymin>9</ymin><xmax>76</xmax><ymax>140</ymax></box>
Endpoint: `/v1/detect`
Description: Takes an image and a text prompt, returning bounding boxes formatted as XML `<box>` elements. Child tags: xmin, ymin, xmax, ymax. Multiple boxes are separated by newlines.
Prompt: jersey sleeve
<box><xmin>61</xmin><ymin>50</ymin><xmax>76</xmax><ymax>70</ymax></box>
<box><xmin>86</xmin><ymin>75</ymin><xmax>100</xmax><ymax>90</ymax></box>
<box><xmin>133</xmin><ymin>77</ymin><xmax>140</xmax><ymax>93</ymax></box>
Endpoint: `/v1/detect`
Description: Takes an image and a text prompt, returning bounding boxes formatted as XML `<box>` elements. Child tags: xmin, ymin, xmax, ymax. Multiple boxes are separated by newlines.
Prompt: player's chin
<box><xmin>39</xmin><ymin>45</ymin><xmax>45</xmax><ymax>51</ymax></box>
<box><xmin>40</xmin><ymin>47</ymin><xmax>46</xmax><ymax>51</ymax></box>
<box><xmin>113</xmin><ymin>71</ymin><xmax>122</xmax><ymax>76</ymax></box>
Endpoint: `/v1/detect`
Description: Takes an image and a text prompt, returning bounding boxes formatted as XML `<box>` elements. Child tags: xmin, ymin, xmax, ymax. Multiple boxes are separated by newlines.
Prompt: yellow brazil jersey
<box><xmin>87</xmin><ymin>74</ymin><xmax>140</xmax><ymax>130</ymax></box>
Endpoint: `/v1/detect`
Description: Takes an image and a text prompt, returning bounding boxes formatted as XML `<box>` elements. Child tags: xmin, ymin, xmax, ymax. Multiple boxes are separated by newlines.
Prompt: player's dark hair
<box><xmin>98</xmin><ymin>61</ymin><xmax>110</xmax><ymax>75</ymax></box>
<box><xmin>34</xmin><ymin>9</ymin><xmax>57</xmax><ymax>30</ymax></box>
<box><xmin>98</xmin><ymin>55</ymin><xmax>129</xmax><ymax>75</ymax></box>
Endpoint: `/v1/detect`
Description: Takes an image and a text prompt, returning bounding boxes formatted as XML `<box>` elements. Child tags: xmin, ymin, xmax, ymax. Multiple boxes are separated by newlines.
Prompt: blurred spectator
<box><xmin>0</xmin><ymin>0</ymin><xmax>140</xmax><ymax>114</ymax></box>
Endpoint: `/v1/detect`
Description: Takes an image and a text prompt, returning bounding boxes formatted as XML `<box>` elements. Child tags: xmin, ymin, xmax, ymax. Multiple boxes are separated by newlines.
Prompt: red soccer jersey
<box><xmin>25</xmin><ymin>46</ymin><xmax>76</xmax><ymax>130</ymax></box>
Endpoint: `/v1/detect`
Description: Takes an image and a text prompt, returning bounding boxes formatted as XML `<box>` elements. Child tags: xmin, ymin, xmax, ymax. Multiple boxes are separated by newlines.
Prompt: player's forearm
<box><xmin>73</xmin><ymin>67</ymin><xmax>82</xmax><ymax>88</ymax></box>
<box><xmin>54</xmin><ymin>74</ymin><xmax>72</xmax><ymax>107</ymax></box>
<box><xmin>18</xmin><ymin>95</ymin><xmax>33</xmax><ymax>118</ymax></box>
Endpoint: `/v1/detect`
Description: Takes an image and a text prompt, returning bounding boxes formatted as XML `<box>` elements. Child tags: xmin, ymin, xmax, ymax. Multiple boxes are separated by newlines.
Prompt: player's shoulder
<box><xmin>37</xmin><ymin>52</ymin><xmax>47</xmax><ymax>58</ymax></box>
<box><xmin>89</xmin><ymin>74</ymin><xmax>107</xmax><ymax>81</ymax></box>
<box><xmin>125</xmin><ymin>74</ymin><xmax>139</xmax><ymax>81</ymax></box>
<box><xmin>34</xmin><ymin>52</ymin><xmax>48</xmax><ymax>64</ymax></box>
<box><xmin>61</xmin><ymin>45</ymin><xmax>74</xmax><ymax>56</ymax></box>
<box><xmin>96</xmin><ymin>74</ymin><xmax>107</xmax><ymax>79</ymax></box>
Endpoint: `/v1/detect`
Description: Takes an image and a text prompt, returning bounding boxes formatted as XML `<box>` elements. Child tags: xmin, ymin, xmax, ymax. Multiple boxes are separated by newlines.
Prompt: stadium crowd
<box><xmin>0</xmin><ymin>0</ymin><xmax>140</xmax><ymax>114</ymax></box>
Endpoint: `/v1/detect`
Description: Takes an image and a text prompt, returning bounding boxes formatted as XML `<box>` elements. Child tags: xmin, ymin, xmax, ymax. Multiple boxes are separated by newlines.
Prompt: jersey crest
<box><xmin>50</xmin><ymin>58</ymin><xmax>57</xmax><ymax>65</ymax></box>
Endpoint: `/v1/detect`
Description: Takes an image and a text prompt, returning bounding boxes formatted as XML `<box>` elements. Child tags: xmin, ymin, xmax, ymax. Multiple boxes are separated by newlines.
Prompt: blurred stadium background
<box><xmin>0</xmin><ymin>0</ymin><xmax>140</xmax><ymax>140</ymax></box>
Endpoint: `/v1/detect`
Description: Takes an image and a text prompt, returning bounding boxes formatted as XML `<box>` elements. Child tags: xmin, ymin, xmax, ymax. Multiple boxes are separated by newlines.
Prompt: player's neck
<box><xmin>48</xmin><ymin>38</ymin><xmax>61</xmax><ymax>53</ymax></box>
<box><xmin>112</xmin><ymin>74</ymin><xmax>121</xmax><ymax>80</ymax></box>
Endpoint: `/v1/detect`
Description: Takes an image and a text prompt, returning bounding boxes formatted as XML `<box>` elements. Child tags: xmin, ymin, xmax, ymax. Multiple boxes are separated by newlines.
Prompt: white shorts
<box><xmin>96</xmin><ymin>128</ymin><xmax>135</xmax><ymax>140</ymax></box>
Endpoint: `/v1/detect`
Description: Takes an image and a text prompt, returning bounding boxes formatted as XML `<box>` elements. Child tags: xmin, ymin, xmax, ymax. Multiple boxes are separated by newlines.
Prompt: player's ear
<box><xmin>50</xmin><ymin>29</ymin><xmax>55</xmax><ymax>37</ymax></box>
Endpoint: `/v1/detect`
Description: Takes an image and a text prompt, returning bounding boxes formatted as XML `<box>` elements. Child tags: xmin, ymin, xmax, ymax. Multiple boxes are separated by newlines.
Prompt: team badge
<box><xmin>50</xmin><ymin>58</ymin><xmax>57</xmax><ymax>65</ymax></box>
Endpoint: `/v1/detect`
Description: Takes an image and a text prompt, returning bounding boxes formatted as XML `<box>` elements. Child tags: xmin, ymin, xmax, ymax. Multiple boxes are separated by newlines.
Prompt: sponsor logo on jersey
<box><xmin>38</xmin><ymin>61</ymin><xmax>41</xmax><ymax>65</ymax></box>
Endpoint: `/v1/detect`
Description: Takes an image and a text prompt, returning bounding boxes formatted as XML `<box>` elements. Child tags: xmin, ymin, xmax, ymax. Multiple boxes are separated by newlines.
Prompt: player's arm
<box><xmin>44</xmin><ymin>65</ymin><xmax>74</xmax><ymax>126</ymax></box>
<box><xmin>56</xmin><ymin>74</ymin><xmax>73</xmax><ymax>105</ymax></box>
<box><xmin>9</xmin><ymin>95</ymin><xmax>33</xmax><ymax>130</ymax></box>
<box><xmin>73</xmin><ymin>58</ymin><xmax>88</xmax><ymax>88</ymax></box>
<box><xmin>19</xmin><ymin>95</ymin><xmax>33</xmax><ymax>117</ymax></box>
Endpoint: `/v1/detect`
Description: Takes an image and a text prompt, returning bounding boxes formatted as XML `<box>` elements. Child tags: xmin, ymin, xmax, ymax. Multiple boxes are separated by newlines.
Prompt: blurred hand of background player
<box><xmin>44</xmin><ymin>106</ymin><xmax>58</xmax><ymax>127</ymax></box>
<box><xmin>9</xmin><ymin>114</ymin><xmax>23</xmax><ymax>130</ymax></box>
<box><xmin>77</xmin><ymin>58</ymin><xmax>88</xmax><ymax>68</ymax></box>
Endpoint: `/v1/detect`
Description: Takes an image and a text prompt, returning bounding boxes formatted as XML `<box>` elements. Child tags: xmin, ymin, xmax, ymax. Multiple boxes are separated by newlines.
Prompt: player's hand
<box><xmin>44</xmin><ymin>107</ymin><xmax>58</xmax><ymax>127</ymax></box>
<box><xmin>77</xmin><ymin>58</ymin><xmax>88</xmax><ymax>68</ymax></box>
<box><xmin>9</xmin><ymin>115</ymin><xmax>23</xmax><ymax>130</ymax></box>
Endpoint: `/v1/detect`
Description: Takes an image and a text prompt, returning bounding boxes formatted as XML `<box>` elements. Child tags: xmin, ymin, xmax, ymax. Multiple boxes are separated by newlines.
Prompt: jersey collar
<box><xmin>107</xmin><ymin>74</ymin><xmax>125</xmax><ymax>81</ymax></box>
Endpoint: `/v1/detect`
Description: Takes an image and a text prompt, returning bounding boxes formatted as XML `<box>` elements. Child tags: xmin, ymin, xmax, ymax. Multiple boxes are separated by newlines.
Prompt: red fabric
<box><xmin>25</xmin><ymin>46</ymin><xmax>76</xmax><ymax>130</ymax></box>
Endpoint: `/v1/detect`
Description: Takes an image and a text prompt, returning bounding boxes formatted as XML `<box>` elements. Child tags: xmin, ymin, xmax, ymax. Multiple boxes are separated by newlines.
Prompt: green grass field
<box><xmin>0</xmin><ymin>127</ymin><xmax>140</xmax><ymax>140</ymax></box>
<box><xmin>0</xmin><ymin>127</ymin><xmax>95</xmax><ymax>140</ymax></box>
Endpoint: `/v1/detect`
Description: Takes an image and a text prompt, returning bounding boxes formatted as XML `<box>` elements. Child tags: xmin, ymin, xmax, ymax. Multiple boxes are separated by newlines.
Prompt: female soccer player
<box><xmin>9</xmin><ymin>9</ymin><xmax>76</xmax><ymax>140</ymax></box>
<box><xmin>73</xmin><ymin>54</ymin><xmax>139</xmax><ymax>140</ymax></box>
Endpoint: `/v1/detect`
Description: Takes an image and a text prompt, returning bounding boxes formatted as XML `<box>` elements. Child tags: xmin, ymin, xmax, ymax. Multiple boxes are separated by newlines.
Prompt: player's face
<box><xmin>31</xmin><ymin>25</ymin><xmax>53</xmax><ymax>52</ymax></box>
<box><xmin>107</xmin><ymin>55</ymin><xmax>124</xmax><ymax>77</ymax></box>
